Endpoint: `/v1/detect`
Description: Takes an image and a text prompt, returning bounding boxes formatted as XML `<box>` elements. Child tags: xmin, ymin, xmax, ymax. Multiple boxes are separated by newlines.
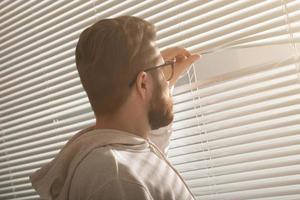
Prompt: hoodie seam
<box><xmin>110</xmin><ymin>148</ymin><xmax>120</xmax><ymax>178</ymax></box>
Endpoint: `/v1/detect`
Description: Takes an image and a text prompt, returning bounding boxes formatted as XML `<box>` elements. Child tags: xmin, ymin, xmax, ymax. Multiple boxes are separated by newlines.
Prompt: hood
<box><xmin>29</xmin><ymin>126</ymin><xmax>150</xmax><ymax>200</ymax></box>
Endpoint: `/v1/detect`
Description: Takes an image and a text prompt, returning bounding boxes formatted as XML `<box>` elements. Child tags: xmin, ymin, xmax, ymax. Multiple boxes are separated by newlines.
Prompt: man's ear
<box><xmin>135</xmin><ymin>71</ymin><xmax>151</xmax><ymax>100</ymax></box>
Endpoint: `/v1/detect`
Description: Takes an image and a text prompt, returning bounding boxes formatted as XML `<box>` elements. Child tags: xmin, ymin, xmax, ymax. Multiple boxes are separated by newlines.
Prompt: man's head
<box><xmin>75</xmin><ymin>16</ymin><xmax>173</xmax><ymax>130</ymax></box>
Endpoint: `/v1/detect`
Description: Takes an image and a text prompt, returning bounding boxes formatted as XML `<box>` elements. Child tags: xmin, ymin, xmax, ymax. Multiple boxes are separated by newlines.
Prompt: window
<box><xmin>1</xmin><ymin>0</ymin><xmax>299</xmax><ymax>199</ymax></box>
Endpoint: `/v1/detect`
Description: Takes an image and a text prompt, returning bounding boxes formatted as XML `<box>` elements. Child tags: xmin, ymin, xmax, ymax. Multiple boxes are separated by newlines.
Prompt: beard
<box><xmin>148</xmin><ymin>79</ymin><xmax>174</xmax><ymax>130</ymax></box>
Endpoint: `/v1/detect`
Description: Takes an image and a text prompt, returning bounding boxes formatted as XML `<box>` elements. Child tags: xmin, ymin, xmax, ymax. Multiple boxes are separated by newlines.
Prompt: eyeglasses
<box><xmin>128</xmin><ymin>59</ymin><xmax>176</xmax><ymax>87</ymax></box>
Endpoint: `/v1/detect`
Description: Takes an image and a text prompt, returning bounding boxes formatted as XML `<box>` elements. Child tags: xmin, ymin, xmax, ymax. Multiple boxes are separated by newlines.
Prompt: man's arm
<box><xmin>149</xmin><ymin>47</ymin><xmax>201</xmax><ymax>156</ymax></box>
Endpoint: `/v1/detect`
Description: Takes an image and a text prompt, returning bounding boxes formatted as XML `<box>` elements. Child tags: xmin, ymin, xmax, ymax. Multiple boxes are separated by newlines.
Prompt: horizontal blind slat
<box><xmin>169</xmin><ymin>134</ymin><xmax>300</xmax><ymax>165</ymax></box>
<box><xmin>1</xmin><ymin>86</ymin><xmax>85</xmax><ymax>120</ymax></box>
<box><xmin>157</xmin><ymin>0</ymin><xmax>297</xmax><ymax>47</ymax></box>
<box><xmin>196</xmin><ymin>184</ymin><xmax>300</xmax><ymax>199</ymax></box>
<box><xmin>0</xmin><ymin>0</ymin><xmax>35</xmax><ymax>25</ymax></box>
<box><xmin>1</xmin><ymin>113</ymin><xmax>94</xmax><ymax>145</ymax></box>
<box><xmin>186</xmin><ymin>165</ymin><xmax>300</xmax><ymax>188</ymax></box>
<box><xmin>173</xmin><ymin>144</ymin><xmax>300</xmax><ymax>171</ymax></box>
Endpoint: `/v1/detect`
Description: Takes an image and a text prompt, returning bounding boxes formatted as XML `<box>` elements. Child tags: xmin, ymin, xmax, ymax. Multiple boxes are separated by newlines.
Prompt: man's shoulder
<box><xmin>69</xmin><ymin>146</ymin><xmax>145</xmax><ymax>199</ymax></box>
<box><xmin>86</xmin><ymin>177</ymin><xmax>153</xmax><ymax>200</ymax></box>
<box><xmin>74</xmin><ymin>146</ymin><xmax>136</xmax><ymax>180</ymax></box>
<box><xmin>78</xmin><ymin>146</ymin><xmax>119</xmax><ymax>175</ymax></box>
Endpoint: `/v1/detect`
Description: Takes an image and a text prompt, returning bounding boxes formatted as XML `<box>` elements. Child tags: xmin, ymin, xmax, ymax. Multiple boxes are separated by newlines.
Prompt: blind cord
<box><xmin>281</xmin><ymin>0</ymin><xmax>300</xmax><ymax>83</ymax></box>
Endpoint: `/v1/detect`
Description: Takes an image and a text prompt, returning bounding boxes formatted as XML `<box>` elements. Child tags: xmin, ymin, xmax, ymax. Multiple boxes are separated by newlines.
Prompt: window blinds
<box><xmin>170</xmin><ymin>55</ymin><xmax>300</xmax><ymax>199</ymax></box>
<box><xmin>0</xmin><ymin>0</ymin><xmax>299</xmax><ymax>199</ymax></box>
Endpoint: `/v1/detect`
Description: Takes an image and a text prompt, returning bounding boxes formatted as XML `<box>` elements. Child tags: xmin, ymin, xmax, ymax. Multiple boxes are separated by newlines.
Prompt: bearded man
<box><xmin>30</xmin><ymin>16</ymin><xmax>201</xmax><ymax>200</ymax></box>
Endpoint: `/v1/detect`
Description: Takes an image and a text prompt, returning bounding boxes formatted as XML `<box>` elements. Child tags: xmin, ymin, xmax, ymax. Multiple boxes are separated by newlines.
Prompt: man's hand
<box><xmin>160</xmin><ymin>47</ymin><xmax>201</xmax><ymax>87</ymax></box>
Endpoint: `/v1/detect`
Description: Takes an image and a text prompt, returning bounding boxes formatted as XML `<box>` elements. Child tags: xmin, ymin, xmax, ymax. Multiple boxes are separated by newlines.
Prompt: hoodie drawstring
<box><xmin>147</xmin><ymin>141</ymin><xmax>196</xmax><ymax>200</ymax></box>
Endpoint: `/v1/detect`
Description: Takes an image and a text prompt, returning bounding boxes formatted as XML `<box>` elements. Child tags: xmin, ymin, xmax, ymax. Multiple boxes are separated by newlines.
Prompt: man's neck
<box><xmin>94</xmin><ymin>112</ymin><xmax>150</xmax><ymax>140</ymax></box>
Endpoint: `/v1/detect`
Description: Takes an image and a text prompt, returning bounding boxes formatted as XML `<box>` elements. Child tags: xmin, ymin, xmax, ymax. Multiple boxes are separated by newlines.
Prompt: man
<box><xmin>30</xmin><ymin>16</ymin><xmax>200</xmax><ymax>200</ymax></box>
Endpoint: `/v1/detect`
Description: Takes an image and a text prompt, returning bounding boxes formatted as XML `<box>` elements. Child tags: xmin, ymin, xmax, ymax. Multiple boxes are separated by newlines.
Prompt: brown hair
<box><xmin>75</xmin><ymin>16</ymin><xmax>158</xmax><ymax>116</ymax></box>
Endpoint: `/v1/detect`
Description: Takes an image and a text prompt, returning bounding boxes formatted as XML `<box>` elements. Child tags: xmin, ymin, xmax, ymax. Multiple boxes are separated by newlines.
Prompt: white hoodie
<box><xmin>29</xmin><ymin>125</ymin><xmax>196</xmax><ymax>200</ymax></box>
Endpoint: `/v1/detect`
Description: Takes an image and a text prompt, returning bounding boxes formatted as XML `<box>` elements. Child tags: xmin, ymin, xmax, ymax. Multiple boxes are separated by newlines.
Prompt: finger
<box><xmin>176</xmin><ymin>47</ymin><xmax>191</xmax><ymax>57</ymax></box>
<box><xmin>175</xmin><ymin>54</ymin><xmax>186</xmax><ymax>62</ymax></box>
<box><xmin>180</xmin><ymin>54</ymin><xmax>201</xmax><ymax>66</ymax></box>
<box><xmin>161</xmin><ymin>46</ymin><xmax>191</xmax><ymax>59</ymax></box>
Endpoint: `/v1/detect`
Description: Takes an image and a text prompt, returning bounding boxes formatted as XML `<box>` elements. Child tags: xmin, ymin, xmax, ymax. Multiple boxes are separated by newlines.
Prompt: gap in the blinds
<box><xmin>175</xmin><ymin>43</ymin><xmax>294</xmax><ymax>87</ymax></box>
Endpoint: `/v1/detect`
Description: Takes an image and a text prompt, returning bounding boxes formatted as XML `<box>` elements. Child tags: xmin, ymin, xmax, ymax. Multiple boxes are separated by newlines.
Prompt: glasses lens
<box><xmin>161</xmin><ymin>63</ymin><xmax>173</xmax><ymax>81</ymax></box>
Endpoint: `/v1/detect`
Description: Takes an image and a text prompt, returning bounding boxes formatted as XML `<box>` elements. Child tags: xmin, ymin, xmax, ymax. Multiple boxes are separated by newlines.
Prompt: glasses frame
<box><xmin>128</xmin><ymin>59</ymin><xmax>176</xmax><ymax>87</ymax></box>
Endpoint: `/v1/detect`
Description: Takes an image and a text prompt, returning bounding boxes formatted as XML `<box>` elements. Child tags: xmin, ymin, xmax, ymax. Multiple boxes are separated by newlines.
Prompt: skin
<box><xmin>94</xmin><ymin>46</ymin><xmax>201</xmax><ymax>140</ymax></box>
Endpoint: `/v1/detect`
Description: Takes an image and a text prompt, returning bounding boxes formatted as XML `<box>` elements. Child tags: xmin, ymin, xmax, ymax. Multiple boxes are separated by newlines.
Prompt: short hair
<box><xmin>75</xmin><ymin>16</ymin><xmax>157</xmax><ymax>116</ymax></box>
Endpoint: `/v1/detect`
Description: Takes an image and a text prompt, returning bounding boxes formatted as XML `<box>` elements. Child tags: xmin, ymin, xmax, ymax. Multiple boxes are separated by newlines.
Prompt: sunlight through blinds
<box><xmin>0</xmin><ymin>0</ymin><xmax>300</xmax><ymax>199</ymax></box>
<box><xmin>170</xmin><ymin>55</ymin><xmax>300</xmax><ymax>199</ymax></box>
